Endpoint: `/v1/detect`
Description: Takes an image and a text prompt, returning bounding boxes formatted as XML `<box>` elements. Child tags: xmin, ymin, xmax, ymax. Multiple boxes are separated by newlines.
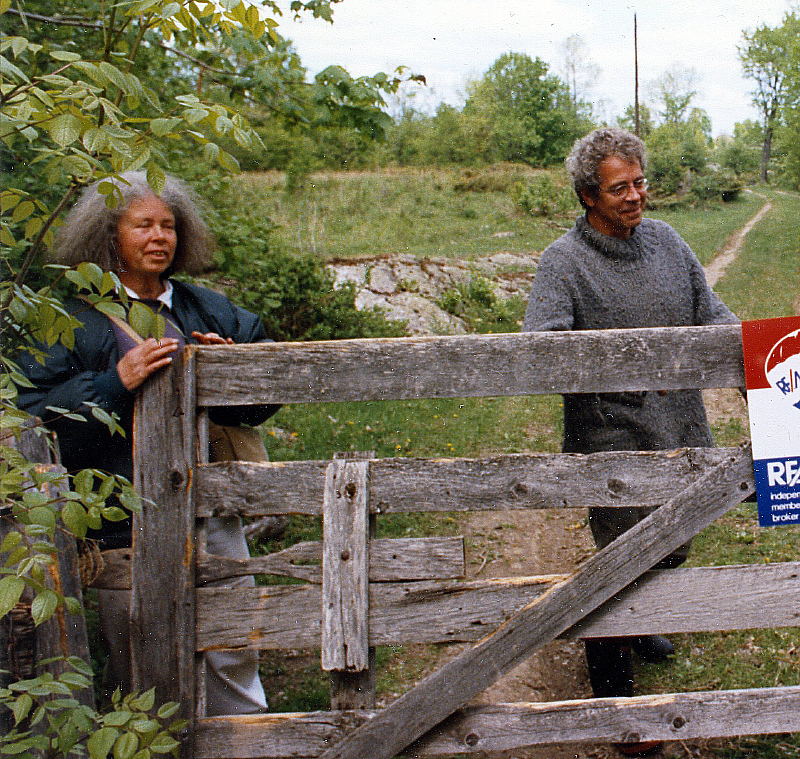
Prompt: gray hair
<box><xmin>566</xmin><ymin>127</ymin><xmax>647</xmax><ymax>208</ymax></box>
<box><xmin>54</xmin><ymin>171</ymin><xmax>214</xmax><ymax>275</ymax></box>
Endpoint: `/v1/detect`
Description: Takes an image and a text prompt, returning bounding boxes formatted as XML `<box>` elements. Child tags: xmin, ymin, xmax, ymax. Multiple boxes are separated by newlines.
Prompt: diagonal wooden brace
<box><xmin>318</xmin><ymin>445</ymin><xmax>755</xmax><ymax>759</ymax></box>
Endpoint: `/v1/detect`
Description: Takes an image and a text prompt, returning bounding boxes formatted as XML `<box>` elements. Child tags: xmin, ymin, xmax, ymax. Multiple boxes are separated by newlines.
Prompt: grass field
<box><xmin>234</xmin><ymin>166</ymin><xmax>764</xmax><ymax>264</ymax></box>
<box><xmin>244</xmin><ymin>168</ymin><xmax>800</xmax><ymax>756</ymax></box>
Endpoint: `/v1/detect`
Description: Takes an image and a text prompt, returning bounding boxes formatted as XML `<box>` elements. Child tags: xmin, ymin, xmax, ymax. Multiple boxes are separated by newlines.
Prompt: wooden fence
<box><xmin>128</xmin><ymin>324</ymin><xmax>800</xmax><ymax>758</ymax></box>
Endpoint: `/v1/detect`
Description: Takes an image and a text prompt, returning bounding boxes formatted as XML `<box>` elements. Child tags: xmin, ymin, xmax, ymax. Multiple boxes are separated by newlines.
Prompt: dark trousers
<box><xmin>584</xmin><ymin>506</ymin><xmax>687</xmax><ymax>698</ymax></box>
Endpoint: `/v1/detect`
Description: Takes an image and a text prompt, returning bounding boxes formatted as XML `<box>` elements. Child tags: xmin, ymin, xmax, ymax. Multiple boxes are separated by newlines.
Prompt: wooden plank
<box><xmin>196</xmin><ymin>536</ymin><xmax>465</xmax><ymax>585</ymax></box>
<box><xmin>194</xmin><ymin>325</ymin><xmax>744</xmax><ymax>406</ymax></box>
<box><xmin>194</xmin><ymin>448</ymin><xmax>733</xmax><ymax>518</ymax></box>
<box><xmin>196</xmin><ymin>560</ymin><xmax>800</xmax><ymax>651</ymax></box>
<box><xmin>131</xmin><ymin>349</ymin><xmax>197</xmax><ymax>749</ymax></box>
<box><xmin>194</xmin><ymin>685</ymin><xmax>800</xmax><ymax>758</ymax></box>
<box><xmin>321</xmin><ymin>460</ymin><xmax>369</xmax><ymax>672</ymax></box>
<box><xmin>316</xmin><ymin>446</ymin><xmax>755</xmax><ymax>759</ymax></box>
<box><xmin>329</xmin><ymin>451</ymin><xmax>377</xmax><ymax>711</ymax></box>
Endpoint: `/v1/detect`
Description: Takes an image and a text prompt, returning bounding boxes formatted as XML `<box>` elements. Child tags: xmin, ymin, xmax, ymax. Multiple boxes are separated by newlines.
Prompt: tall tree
<box><xmin>464</xmin><ymin>52</ymin><xmax>583</xmax><ymax>166</ymax></box>
<box><xmin>739</xmin><ymin>13</ymin><xmax>800</xmax><ymax>183</ymax></box>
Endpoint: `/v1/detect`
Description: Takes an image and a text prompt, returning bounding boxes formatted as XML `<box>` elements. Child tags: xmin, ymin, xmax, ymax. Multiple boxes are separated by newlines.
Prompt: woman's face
<box><xmin>116</xmin><ymin>195</ymin><xmax>177</xmax><ymax>281</ymax></box>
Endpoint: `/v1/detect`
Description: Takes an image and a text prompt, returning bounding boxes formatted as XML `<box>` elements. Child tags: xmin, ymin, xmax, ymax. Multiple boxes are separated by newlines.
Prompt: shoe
<box><xmin>613</xmin><ymin>740</ymin><xmax>664</xmax><ymax>756</ymax></box>
<box><xmin>631</xmin><ymin>635</ymin><xmax>674</xmax><ymax>663</ymax></box>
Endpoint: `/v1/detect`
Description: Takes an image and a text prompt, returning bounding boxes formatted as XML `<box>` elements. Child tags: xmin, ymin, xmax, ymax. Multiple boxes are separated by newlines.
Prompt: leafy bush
<box><xmin>508</xmin><ymin>175</ymin><xmax>576</xmax><ymax>217</ymax></box>
<box><xmin>438</xmin><ymin>275</ymin><xmax>525</xmax><ymax>333</ymax></box>
<box><xmin>690</xmin><ymin>168</ymin><xmax>744</xmax><ymax>203</ymax></box>
<box><xmin>225</xmin><ymin>249</ymin><xmax>407</xmax><ymax>341</ymax></box>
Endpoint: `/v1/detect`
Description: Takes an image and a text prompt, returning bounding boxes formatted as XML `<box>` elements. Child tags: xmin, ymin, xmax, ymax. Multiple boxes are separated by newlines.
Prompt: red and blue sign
<box><xmin>742</xmin><ymin>316</ymin><xmax>800</xmax><ymax>526</ymax></box>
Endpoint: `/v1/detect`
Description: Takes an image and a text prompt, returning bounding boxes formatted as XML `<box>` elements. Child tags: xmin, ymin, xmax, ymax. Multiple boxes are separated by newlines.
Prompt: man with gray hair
<box><xmin>524</xmin><ymin>127</ymin><xmax>737</xmax><ymax>757</ymax></box>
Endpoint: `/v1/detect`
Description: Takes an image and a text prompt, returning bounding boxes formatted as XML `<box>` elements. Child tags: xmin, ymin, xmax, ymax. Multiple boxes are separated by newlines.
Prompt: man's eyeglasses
<box><xmin>599</xmin><ymin>178</ymin><xmax>648</xmax><ymax>198</ymax></box>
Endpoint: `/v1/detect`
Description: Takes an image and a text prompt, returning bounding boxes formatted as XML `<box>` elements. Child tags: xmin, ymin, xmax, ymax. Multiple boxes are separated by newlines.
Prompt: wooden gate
<box><xmin>131</xmin><ymin>324</ymin><xmax>800</xmax><ymax>758</ymax></box>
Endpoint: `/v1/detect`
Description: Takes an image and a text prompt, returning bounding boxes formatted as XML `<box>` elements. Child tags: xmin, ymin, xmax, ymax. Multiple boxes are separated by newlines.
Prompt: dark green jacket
<box><xmin>19</xmin><ymin>280</ymin><xmax>277</xmax><ymax>545</ymax></box>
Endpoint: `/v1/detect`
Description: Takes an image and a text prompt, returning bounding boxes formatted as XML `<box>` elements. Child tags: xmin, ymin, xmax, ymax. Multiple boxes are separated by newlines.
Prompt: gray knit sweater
<box><xmin>524</xmin><ymin>215</ymin><xmax>738</xmax><ymax>454</ymax></box>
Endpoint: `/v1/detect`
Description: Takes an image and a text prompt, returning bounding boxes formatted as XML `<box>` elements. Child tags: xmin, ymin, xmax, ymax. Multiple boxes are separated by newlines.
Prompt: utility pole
<box><xmin>634</xmin><ymin>13</ymin><xmax>640</xmax><ymax>137</ymax></box>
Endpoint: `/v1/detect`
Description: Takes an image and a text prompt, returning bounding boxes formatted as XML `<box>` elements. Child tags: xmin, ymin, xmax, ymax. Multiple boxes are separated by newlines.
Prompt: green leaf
<box><xmin>73</xmin><ymin>468</ymin><xmax>95</xmax><ymax>496</ymax></box>
<box><xmin>88</xmin><ymin>727</ymin><xmax>120</xmax><ymax>759</ymax></box>
<box><xmin>146</xmin><ymin>164</ymin><xmax>166</xmax><ymax>195</ymax></box>
<box><xmin>148</xmin><ymin>735</ymin><xmax>179</xmax><ymax>755</ymax></box>
<box><xmin>0</xmin><ymin>576</ymin><xmax>25</xmax><ymax>618</ymax></box>
<box><xmin>62</xmin><ymin>154</ymin><xmax>93</xmax><ymax>179</ymax></box>
<box><xmin>77</xmin><ymin>261</ymin><xmax>105</xmax><ymax>288</ymax></box>
<box><xmin>67</xmin><ymin>656</ymin><xmax>95</xmax><ymax>676</ymax></box>
<box><xmin>58</xmin><ymin>670</ymin><xmax>92</xmax><ymax>689</ymax></box>
<box><xmin>11</xmin><ymin>693</ymin><xmax>32</xmax><ymax>725</ymax></box>
<box><xmin>130</xmin><ymin>719</ymin><xmax>158</xmax><ymax>734</ymax></box>
<box><xmin>123</xmin><ymin>146</ymin><xmax>151</xmax><ymax>173</ymax></box>
<box><xmin>182</xmin><ymin>107</ymin><xmax>209</xmax><ymax>125</ymax></box>
<box><xmin>130</xmin><ymin>688</ymin><xmax>155</xmax><ymax>712</ymax></box>
<box><xmin>31</xmin><ymin>589</ymin><xmax>59</xmax><ymax>625</ymax></box>
<box><xmin>127</xmin><ymin>301</ymin><xmax>154</xmax><ymax>339</ymax></box>
<box><xmin>114</xmin><ymin>732</ymin><xmax>139</xmax><ymax>759</ymax></box>
<box><xmin>61</xmin><ymin>500</ymin><xmax>87</xmax><ymax>537</ymax></box>
<box><xmin>149</xmin><ymin>118</ymin><xmax>181</xmax><ymax>137</ymax></box>
<box><xmin>48</xmin><ymin>113</ymin><xmax>81</xmax><ymax>148</ymax></box>
<box><xmin>0</xmin><ymin>530</ymin><xmax>22</xmax><ymax>552</ymax></box>
<box><xmin>27</xmin><ymin>506</ymin><xmax>56</xmax><ymax>529</ymax></box>
<box><xmin>11</xmin><ymin>200</ymin><xmax>34</xmax><ymax>223</ymax></box>
<box><xmin>101</xmin><ymin>506</ymin><xmax>128</xmax><ymax>522</ymax></box>
<box><xmin>91</xmin><ymin>300</ymin><xmax>125</xmax><ymax>324</ymax></box>
<box><xmin>0</xmin><ymin>0</ymin><xmax>12</xmax><ymax>14</ymax></box>
<box><xmin>217</xmin><ymin>149</ymin><xmax>240</xmax><ymax>173</ymax></box>
<box><xmin>98</xmin><ymin>62</ymin><xmax>131</xmax><ymax>94</ymax></box>
<box><xmin>103</xmin><ymin>710</ymin><xmax>134</xmax><ymax>727</ymax></box>
<box><xmin>50</xmin><ymin>50</ymin><xmax>82</xmax><ymax>62</ymax></box>
<box><xmin>0</xmin><ymin>53</ymin><xmax>29</xmax><ymax>83</ymax></box>
<box><xmin>155</xmin><ymin>702</ymin><xmax>180</xmax><ymax>719</ymax></box>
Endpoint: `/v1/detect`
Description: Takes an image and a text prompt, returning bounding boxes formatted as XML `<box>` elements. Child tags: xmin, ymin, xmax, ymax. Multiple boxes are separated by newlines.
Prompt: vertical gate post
<box><xmin>131</xmin><ymin>351</ymin><xmax>197</xmax><ymax>755</ymax></box>
<box><xmin>322</xmin><ymin>457</ymin><xmax>371</xmax><ymax>708</ymax></box>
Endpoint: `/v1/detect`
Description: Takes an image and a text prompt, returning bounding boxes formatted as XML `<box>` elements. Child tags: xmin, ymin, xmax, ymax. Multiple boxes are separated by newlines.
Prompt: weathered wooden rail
<box><xmin>130</xmin><ymin>324</ymin><xmax>800</xmax><ymax>758</ymax></box>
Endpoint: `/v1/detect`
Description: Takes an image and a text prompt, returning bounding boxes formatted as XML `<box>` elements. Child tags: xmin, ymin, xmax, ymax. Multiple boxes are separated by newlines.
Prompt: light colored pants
<box><xmin>99</xmin><ymin>516</ymin><xmax>267</xmax><ymax>715</ymax></box>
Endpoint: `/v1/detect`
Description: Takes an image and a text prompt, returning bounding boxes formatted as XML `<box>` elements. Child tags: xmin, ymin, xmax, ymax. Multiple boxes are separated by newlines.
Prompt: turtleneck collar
<box><xmin>576</xmin><ymin>214</ymin><xmax>644</xmax><ymax>261</ymax></box>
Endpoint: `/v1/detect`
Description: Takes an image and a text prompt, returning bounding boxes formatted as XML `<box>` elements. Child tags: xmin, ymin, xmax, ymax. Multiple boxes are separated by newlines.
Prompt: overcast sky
<box><xmin>277</xmin><ymin>0</ymin><xmax>794</xmax><ymax>136</ymax></box>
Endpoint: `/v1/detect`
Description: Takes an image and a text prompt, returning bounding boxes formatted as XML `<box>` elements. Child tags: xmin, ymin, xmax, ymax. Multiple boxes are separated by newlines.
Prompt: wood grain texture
<box><xmin>193</xmin><ymin>686</ymin><xmax>800</xmax><ymax>758</ymax></box>
<box><xmin>197</xmin><ymin>536</ymin><xmax>464</xmax><ymax>584</ymax></box>
<box><xmin>194</xmin><ymin>448</ymin><xmax>733</xmax><ymax>518</ymax></box>
<box><xmin>131</xmin><ymin>350</ymin><xmax>197</xmax><ymax>745</ymax></box>
<box><xmin>195</xmin><ymin>560</ymin><xmax>799</xmax><ymax>651</ymax></box>
<box><xmin>194</xmin><ymin>325</ymin><xmax>743</xmax><ymax>406</ymax></box>
<box><xmin>321</xmin><ymin>461</ymin><xmax>369</xmax><ymax>672</ymax></box>
<box><xmin>316</xmin><ymin>446</ymin><xmax>755</xmax><ymax>759</ymax></box>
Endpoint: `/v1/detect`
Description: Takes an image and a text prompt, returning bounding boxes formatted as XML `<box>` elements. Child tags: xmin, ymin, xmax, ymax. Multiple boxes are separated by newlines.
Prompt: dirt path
<box><xmin>439</xmin><ymin>202</ymin><xmax>767</xmax><ymax>759</ymax></box>
<box><xmin>704</xmin><ymin>194</ymin><xmax>771</xmax><ymax>288</ymax></box>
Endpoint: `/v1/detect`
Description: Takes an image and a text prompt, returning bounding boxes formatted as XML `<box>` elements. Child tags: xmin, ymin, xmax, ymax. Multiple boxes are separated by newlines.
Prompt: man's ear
<box><xmin>581</xmin><ymin>189</ymin><xmax>596</xmax><ymax>208</ymax></box>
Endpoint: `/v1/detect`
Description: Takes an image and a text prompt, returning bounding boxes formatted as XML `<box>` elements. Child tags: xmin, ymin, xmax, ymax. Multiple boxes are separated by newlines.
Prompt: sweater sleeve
<box><xmin>523</xmin><ymin>247</ymin><xmax>576</xmax><ymax>332</ymax></box>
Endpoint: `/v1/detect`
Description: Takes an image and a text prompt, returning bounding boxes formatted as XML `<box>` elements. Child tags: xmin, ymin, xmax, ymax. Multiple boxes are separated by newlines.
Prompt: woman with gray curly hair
<box><xmin>20</xmin><ymin>170</ymin><xmax>275</xmax><ymax>717</ymax></box>
<box><xmin>524</xmin><ymin>128</ymin><xmax>737</xmax><ymax>758</ymax></box>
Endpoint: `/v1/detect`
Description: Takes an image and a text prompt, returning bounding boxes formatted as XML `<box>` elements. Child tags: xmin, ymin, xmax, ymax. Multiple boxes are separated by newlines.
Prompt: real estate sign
<box><xmin>742</xmin><ymin>316</ymin><xmax>800</xmax><ymax>526</ymax></box>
